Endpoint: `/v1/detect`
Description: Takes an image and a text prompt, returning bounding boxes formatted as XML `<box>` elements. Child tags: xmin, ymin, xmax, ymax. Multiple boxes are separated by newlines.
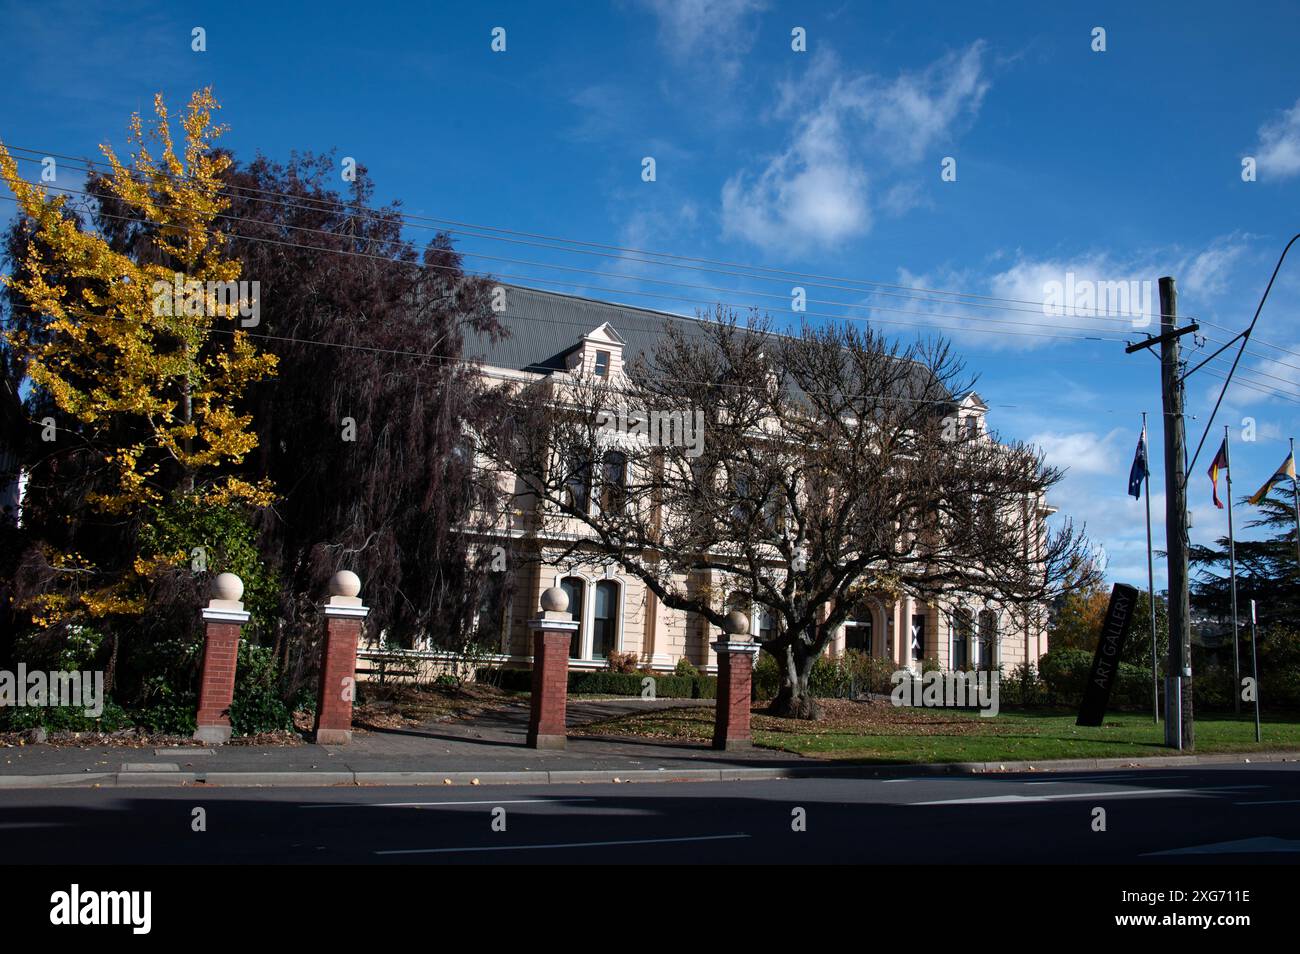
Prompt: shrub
<box><xmin>132</xmin><ymin>636</ymin><xmax>203</xmax><ymax>734</ymax></box>
<box><xmin>606</xmin><ymin>651</ymin><xmax>640</xmax><ymax>674</ymax></box>
<box><xmin>229</xmin><ymin>643</ymin><xmax>293</xmax><ymax>736</ymax></box>
<box><xmin>137</xmin><ymin>497</ymin><xmax>280</xmax><ymax>640</ymax></box>
<box><xmin>1038</xmin><ymin>648</ymin><xmax>1093</xmax><ymax>703</ymax></box>
<box><xmin>128</xmin><ymin>637</ymin><xmax>293</xmax><ymax>735</ymax></box>
<box><xmin>1039</xmin><ymin>647</ymin><xmax>1153</xmax><ymax>710</ymax></box>
<box><xmin>0</xmin><ymin>698</ymin><xmax>132</xmax><ymax>733</ymax></box>
<box><xmin>752</xmin><ymin>651</ymin><xmax>780</xmax><ymax>700</ymax></box>
<box><xmin>674</xmin><ymin>658</ymin><xmax>699</xmax><ymax>678</ymax></box>
<box><xmin>753</xmin><ymin>649</ymin><xmax>899</xmax><ymax>701</ymax></box>
<box><xmin>1002</xmin><ymin>662</ymin><xmax>1046</xmax><ymax>708</ymax></box>
<box><xmin>1257</xmin><ymin>626</ymin><xmax>1300</xmax><ymax>709</ymax></box>
<box><xmin>134</xmin><ymin>694</ymin><xmax>198</xmax><ymax>735</ymax></box>
<box><xmin>570</xmin><ymin>670</ymin><xmax>716</xmax><ymax>698</ymax></box>
<box><xmin>1191</xmin><ymin>663</ymin><xmax>1235</xmax><ymax>711</ymax></box>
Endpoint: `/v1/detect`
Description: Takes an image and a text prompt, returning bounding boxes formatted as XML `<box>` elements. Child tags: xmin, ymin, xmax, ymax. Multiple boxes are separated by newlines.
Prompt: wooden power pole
<box><xmin>1158</xmin><ymin>277</ymin><xmax>1194</xmax><ymax>750</ymax></box>
<box><xmin>1126</xmin><ymin>277</ymin><xmax>1198</xmax><ymax>749</ymax></box>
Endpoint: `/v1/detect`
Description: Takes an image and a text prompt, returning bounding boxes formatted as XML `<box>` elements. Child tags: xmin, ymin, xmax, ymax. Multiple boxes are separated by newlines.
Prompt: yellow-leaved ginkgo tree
<box><xmin>0</xmin><ymin>88</ymin><xmax>277</xmax><ymax>624</ymax></box>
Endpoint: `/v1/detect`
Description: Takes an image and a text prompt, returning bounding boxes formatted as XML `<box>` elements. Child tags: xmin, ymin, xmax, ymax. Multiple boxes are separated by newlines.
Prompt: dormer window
<box><xmin>594</xmin><ymin>350</ymin><xmax>611</xmax><ymax>377</ymax></box>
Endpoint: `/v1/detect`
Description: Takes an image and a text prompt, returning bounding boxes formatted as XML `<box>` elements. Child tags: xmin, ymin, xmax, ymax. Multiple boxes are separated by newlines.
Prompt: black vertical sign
<box><xmin>1076</xmin><ymin>583</ymin><xmax>1140</xmax><ymax>727</ymax></box>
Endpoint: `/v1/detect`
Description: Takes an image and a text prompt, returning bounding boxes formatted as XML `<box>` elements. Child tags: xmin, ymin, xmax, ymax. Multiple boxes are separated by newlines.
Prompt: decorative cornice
<box><xmin>202</xmin><ymin>608</ymin><xmax>251</xmax><ymax>624</ymax></box>
<box><xmin>322</xmin><ymin>604</ymin><xmax>371</xmax><ymax>619</ymax></box>
<box><xmin>711</xmin><ymin>639</ymin><xmax>759</xmax><ymax>655</ymax></box>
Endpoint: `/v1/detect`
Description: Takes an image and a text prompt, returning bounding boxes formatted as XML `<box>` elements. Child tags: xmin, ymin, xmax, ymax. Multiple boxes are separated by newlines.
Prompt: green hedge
<box><xmin>1038</xmin><ymin>648</ymin><xmax>1153</xmax><ymax>709</ymax></box>
<box><xmin>0</xmin><ymin>699</ymin><xmax>132</xmax><ymax>733</ymax></box>
<box><xmin>478</xmin><ymin>667</ymin><xmax>717</xmax><ymax>699</ymax></box>
<box><xmin>752</xmin><ymin>650</ymin><xmax>899</xmax><ymax>701</ymax></box>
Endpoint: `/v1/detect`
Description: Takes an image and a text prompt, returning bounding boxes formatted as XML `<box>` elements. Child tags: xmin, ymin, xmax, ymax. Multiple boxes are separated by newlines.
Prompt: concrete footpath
<box><xmin>2</xmin><ymin>697</ymin><xmax>1297</xmax><ymax>789</ymax></box>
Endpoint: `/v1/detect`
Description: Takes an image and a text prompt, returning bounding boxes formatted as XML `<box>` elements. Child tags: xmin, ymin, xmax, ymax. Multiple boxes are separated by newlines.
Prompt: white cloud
<box><xmin>721</xmin><ymin>42</ymin><xmax>989</xmax><ymax>253</ymax></box>
<box><xmin>1181</xmin><ymin>237</ymin><xmax>1249</xmax><ymax>298</ymax></box>
<box><xmin>637</xmin><ymin>0</ymin><xmax>767</xmax><ymax>79</ymax></box>
<box><xmin>1253</xmin><ymin>98</ymin><xmax>1300</xmax><ymax>179</ymax></box>
<box><xmin>1029</xmin><ymin>428</ymin><xmax>1128</xmax><ymax>476</ymax></box>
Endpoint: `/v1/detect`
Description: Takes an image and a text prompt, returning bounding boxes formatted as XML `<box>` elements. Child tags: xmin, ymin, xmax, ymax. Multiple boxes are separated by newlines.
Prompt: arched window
<box><xmin>561</xmin><ymin>577</ymin><xmax>586</xmax><ymax>659</ymax></box>
<box><xmin>593</xmin><ymin>580</ymin><xmax>619</xmax><ymax>660</ymax></box>
<box><xmin>953</xmin><ymin>609</ymin><xmax>974</xmax><ymax>670</ymax></box>
<box><xmin>844</xmin><ymin>603</ymin><xmax>873</xmax><ymax>654</ymax></box>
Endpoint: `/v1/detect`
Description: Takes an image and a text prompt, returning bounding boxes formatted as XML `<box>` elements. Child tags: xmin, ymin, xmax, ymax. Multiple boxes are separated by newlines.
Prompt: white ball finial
<box><xmin>723</xmin><ymin>610</ymin><xmax>750</xmax><ymax>637</ymax></box>
<box><xmin>329</xmin><ymin>570</ymin><xmax>362</xmax><ymax>599</ymax></box>
<box><xmin>212</xmin><ymin>572</ymin><xmax>244</xmax><ymax>603</ymax></box>
<box><xmin>540</xmin><ymin>586</ymin><xmax>569</xmax><ymax>613</ymax></box>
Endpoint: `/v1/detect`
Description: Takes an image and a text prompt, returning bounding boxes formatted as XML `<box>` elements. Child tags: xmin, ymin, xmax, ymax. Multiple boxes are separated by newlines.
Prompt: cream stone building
<box><xmin>377</xmin><ymin>285</ymin><xmax>1053</xmax><ymax>677</ymax></box>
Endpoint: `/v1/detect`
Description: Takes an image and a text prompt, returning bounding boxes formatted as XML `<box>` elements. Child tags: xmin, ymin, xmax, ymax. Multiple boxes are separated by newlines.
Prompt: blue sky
<box><xmin>2</xmin><ymin>0</ymin><xmax>1299</xmax><ymax>588</ymax></box>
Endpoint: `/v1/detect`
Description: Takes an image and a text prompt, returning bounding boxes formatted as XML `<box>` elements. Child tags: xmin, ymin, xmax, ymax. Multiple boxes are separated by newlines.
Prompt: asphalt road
<box><xmin>2</xmin><ymin>762</ymin><xmax>1298</xmax><ymax>863</ymax></box>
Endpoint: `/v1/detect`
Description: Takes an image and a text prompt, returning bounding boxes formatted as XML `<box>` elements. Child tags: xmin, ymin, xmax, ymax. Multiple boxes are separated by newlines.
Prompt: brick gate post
<box><xmin>314</xmin><ymin>570</ymin><xmax>370</xmax><ymax>745</ymax></box>
<box><xmin>526</xmin><ymin>586</ymin><xmax>579</xmax><ymax>750</ymax></box>
<box><xmin>712</xmin><ymin>610</ymin><xmax>760</xmax><ymax>751</ymax></box>
<box><xmin>194</xmin><ymin>573</ymin><xmax>250</xmax><ymax>744</ymax></box>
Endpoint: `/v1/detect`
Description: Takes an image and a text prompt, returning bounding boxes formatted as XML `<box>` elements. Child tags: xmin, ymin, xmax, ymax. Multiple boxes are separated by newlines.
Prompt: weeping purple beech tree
<box><xmin>205</xmin><ymin>154</ymin><xmax>514</xmax><ymax>690</ymax></box>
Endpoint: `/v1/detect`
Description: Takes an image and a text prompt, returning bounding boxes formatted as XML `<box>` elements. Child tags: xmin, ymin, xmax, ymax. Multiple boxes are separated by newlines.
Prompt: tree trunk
<box><xmin>767</xmin><ymin>637</ymin><xmax>822</xmax><ymax>720</ymax></box>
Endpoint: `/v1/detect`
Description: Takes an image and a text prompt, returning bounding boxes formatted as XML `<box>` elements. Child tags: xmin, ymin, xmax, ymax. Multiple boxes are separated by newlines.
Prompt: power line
<box><xmin>19</xmin><ymin>184</ymin><xmax>1300</xmax><ymax>395</ymax></box>
<box><xmin>15</xmin><ymin>149</ymin><xmax>1300</xmax><ymax>375</ymax></box>
<box><xmin>15</xmin><ymin>274</ymin><xmax>1300</xmax><ymax>413</ymax></box>
<box><xmin>1186</xmin><ymin>233</ymin><xmax>1300</xmax><ymax>478</ymax></box>
<box><xmin>2</xmin><ymin>144</ymin><xmax>1167</xmax><ymax>324</ymax></box>
<box><xmin>9</xmin><ymin>299</ymin><xmax>1017</xmax><ymax>411</ymax></box>
<box><xmin>0</xmin><ymin>190</ymin><xmax>1135</xmax><ymax>344</ymax></box>
<box><xmin>4</xmin><ymin>166</ymin><xmax>1297</xmax><ymax>404</ymax></box>
<box><xmin>0</xmin><ymin>179</ymin><xmax>1138</xmax><ymax>339</ymax></box>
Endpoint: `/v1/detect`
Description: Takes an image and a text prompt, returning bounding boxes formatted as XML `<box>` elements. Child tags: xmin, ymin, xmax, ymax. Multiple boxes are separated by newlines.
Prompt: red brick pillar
<box><xmin>314</xmin><ymin>570</ymin><xmax>370</xmax><ymax>745</ymax></box>
<box><xmin>527</xmin><ymin>586</ymin><xmax>579</xmax><ymax>750</ymax></box>
<box><xmin>712</xmin><ymin>610</ymin><xmax>759</xmax><ymax>751</ymax></box>
<box><xmin>194</xmin><ymin>573</ymin><xmax>250</xmax><ymax>745</ymax></box>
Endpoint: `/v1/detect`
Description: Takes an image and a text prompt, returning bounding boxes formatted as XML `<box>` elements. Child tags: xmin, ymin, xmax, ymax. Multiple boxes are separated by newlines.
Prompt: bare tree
<box><xmin>483</xmin><ymin>309</ymin><xmax>1096</xmax><ymax>719</ymax></box>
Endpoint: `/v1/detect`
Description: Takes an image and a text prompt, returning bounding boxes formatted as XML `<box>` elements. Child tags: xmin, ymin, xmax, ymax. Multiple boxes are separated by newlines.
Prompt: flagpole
<box><xmin>1250</xmin><ymin>599</ymin><xmax>1261</xmax><ymax>743</ymax></box>
<box><xmin>1291</xmin><ymin>437</ymin><xmax>1300</xmax><ymax>570</ymax></box>
<box><xmin>1225</xmin><ymin>426</ymin><xmax>1241</xmax><ymax>715</ymax></box>
<box><xmin>1143</xmin><ymin>412</ymin><xmax>1159</xmax><ymax>723</ymax></box>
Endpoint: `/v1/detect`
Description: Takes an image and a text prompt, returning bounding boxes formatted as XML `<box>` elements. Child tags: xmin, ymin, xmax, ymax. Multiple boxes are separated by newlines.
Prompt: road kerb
<box><xmin>0</xmin><ymin>750</ymin><xmax>1294</xmax><ymax>789</ymax></box>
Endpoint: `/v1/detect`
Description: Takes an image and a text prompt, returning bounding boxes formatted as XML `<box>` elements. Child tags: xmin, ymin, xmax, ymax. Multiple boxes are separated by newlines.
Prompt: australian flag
<box><xmin>1128</xmin><ymin>426</ymin><xmax>1149</xmax><ymax>499</ymax></box>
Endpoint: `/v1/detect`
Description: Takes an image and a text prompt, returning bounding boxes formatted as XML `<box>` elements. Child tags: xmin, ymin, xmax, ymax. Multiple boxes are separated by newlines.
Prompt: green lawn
<box><xmin>581</xmin><ymin>700</ymin><xmax>1300</xmax><ymax>764</ymax></box>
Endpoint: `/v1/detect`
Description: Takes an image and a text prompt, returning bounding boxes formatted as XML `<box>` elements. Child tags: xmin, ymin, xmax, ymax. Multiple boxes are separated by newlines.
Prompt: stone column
<box><xmin>902</xmin><ymin>594</ymin><xmax>916</xmax><ymax>672</ymax></box>
<box><xmin>712</xmin><ymin>610</ymin><xmax>760</xmax><ymax>751</ymax></box>
<box><xmin>314</xmin><ymin>570</ymin><xmax>371</xmax><ymax>745</ymax></box>
<box><xmin>527</xmin><ymin>587</ymin><xmax>579</xmax><ymax>749</ymax></box>
<box><xmin>194</xmin><ymin>573</ymin><xmax>250</xmax><ymax>745</ymax></box>
<box><xmin>892</xmin><ymin>599</ymin><xmax>905</xmax><ymax>667</ymax></box>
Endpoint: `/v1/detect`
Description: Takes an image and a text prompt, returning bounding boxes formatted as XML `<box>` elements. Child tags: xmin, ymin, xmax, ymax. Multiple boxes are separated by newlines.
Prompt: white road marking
<box><xmin>1024</xmin><ymin>774</ymin><xmax>1184</xmax><ymax>785</ymax></box>
<box><xmin>1233</xmin><ymin>798</ymin><xmax>1300</xmax><ymax>806</ymax></box>
<box><xmin>913</xmin><ymin>785</ymin><xmax>1266</xmax><ymax>806</ymax></box>
<box><xmin>300</xmin><ymin>797</ymin><xmax>597</xmax><ymax>809</ymax></box>
<box><xmin>1143</xmin><ymin>836</ymin><xmax>1300</xmax><ymax>856</ymax></box>
<box><xmin>0</xmin><ymin>822</ymin><xmax>66</xmax><ymax>829</ymax></box>
<box><xmin>376</xmin><ymin>833</ymin><xmax>750</xmax><ymax>855</ymax></box>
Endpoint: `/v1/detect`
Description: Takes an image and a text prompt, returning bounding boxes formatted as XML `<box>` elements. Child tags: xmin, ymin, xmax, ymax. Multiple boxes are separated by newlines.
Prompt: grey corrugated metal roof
<box><xmin>462</xmin><ymin>284</ymin><xmax>949</xmax><ymax>407</ymax></box>
<box><xmin>462</xmin><ymin>284</ymin><xmax>711</xmax><ymax>374</ymax></box>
